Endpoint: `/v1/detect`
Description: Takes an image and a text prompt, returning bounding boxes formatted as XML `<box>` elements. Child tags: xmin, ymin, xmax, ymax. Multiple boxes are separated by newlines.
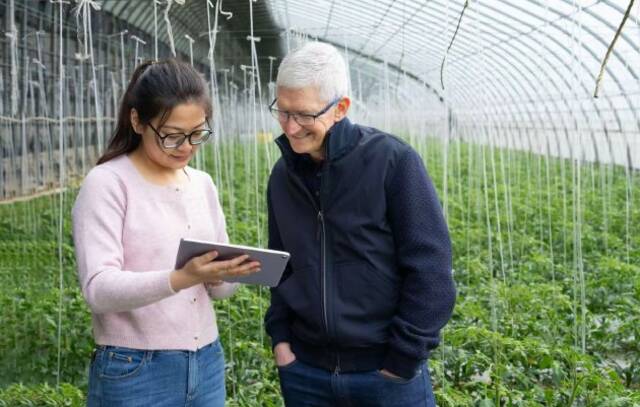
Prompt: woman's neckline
<box><xmin>123</xmin><ymin>153</ymin><xmax>192</xmax><ymax>189</ymax></box>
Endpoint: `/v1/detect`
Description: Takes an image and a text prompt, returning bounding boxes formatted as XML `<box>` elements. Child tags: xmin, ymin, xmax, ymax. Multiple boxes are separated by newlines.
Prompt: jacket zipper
<box><xmin>284</xmin><ymin>170</ymin><xmax>330</xmax><ymax>338</ymax></box>
<box><xmin>277</xmin><ymin>138</ymin><xmax>342</xmax><ymax>374</ymax></box>
<box><xmin>318</xmin><ymin>210</ymin><xmax>329</xmax><ymax>338</ymax></box>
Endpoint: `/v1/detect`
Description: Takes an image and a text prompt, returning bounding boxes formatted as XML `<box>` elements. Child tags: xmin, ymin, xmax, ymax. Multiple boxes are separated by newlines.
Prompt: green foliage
<box><xmin>0</xmin><ymin>383</ymin><xmax>85</xmax><ymax>406</ymax></box>
<box><xmin>1</xmin><ymin>140</ymin><xmax>639</xmax><ymax>404</ymax></box>
<box><xmin>0</xmin><ymin>285</ymin><xmax>93</xmax><ymax>387</ymax></box>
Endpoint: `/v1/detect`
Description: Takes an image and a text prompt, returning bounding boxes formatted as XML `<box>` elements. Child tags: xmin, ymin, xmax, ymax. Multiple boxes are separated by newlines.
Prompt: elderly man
<box><xmin>264</xmin><ymin>42</ymin><xmax>456</xmax><ymax>406</ymax></box>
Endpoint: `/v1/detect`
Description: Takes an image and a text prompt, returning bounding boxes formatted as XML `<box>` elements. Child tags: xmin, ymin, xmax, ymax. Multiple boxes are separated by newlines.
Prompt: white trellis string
<box><xmin>248</xmin><ymin>4</ymin><xmax>262</xmax><ymax>241</ymax></box>
<box><xmin>204</xmin><ymin>3</ymin><xmax>237</xmax><ymax>398</ymax></box>
<box><xmin>73</xmin><ymin>0</ymin><xmax>104</xmax><ymax>152</ymax></box>
<box><xmin>185</xmin><ymin>34</ymin><xmax>195</xmax><ymax>66</ymax></box>
<box><xmin>0</xmin><ymin>62</ymin><xmax>4</xmax><ymax>114</ymax></box>
<box><xmin>7</xmin><ymin>0</ymin><xmax>19</xmax><ymax>116</ymax></box>
<box><xmin>74</xmin><ymin>56</ymin><xmax>87</xmax><ymax>174</ymax></box>
<box><xmin>34</xmin><ymin>32</ymin><xmax>50</xmax><ymax>117</ymax></box>
<box><xmin>219</xmin><ymin>0</ymin><xmax>233</xmax><ymax>20</ymax></box>
<box><xmin>118</xmin><ymin>30</ymin><xmax>128</xmax><ymax>90</ymax></box>
<box><xmin>164</xmin><ymin>0</ymin><xmax>178</xmax><ymax>56</ymax></box>
<box><xmin>106</xmin><ymin>30</ymin><xmax>128</xmax><ymax>92</ymax></box>
<box><xmin>206</xmin><ymin>0</ymin><xmax>226</xmax><ymax>203</ymax></box>
<box><xmin>131</xmin><ymin>35</ymin><xmax>147</xmax><ymax>66</ymax></box>
<box><xmin>154</xmin><ymin>0</ymin><xmax>159</xmax><ymax>60</ymax></box>
<box><xmin>267</xmin><ymin>56</ymin><xmax>276</xmax><ymax>84</ymax></box>
<box><xmin>247</xmin><ymin>0</ymin><xmax>265</xmax><ymax>350</ymax></box>
<box><xmin>569</xmin><ymin>0</ymin><xmax>587</xmax><ymax>354</ymax></box>
<box><xmin>50</xmin><ymin>0</ymin><xmax>71</xmax><ymax>388</ymax></box>
<box><xmin>110</xmin><ymin>72</ymin><xmax>119</xmax><ymax>120</ymax></box>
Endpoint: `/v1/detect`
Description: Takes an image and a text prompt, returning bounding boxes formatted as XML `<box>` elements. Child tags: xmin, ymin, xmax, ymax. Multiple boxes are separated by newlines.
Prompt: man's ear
<box><xmin>130</xmin><ymin>108</ymin><xmax>144</xmax><ymax>134</ymax></box>
<box><xmin>334</xmin><ymin>97</ymin><xmax>351</xmax><ymax>120</ymax></box>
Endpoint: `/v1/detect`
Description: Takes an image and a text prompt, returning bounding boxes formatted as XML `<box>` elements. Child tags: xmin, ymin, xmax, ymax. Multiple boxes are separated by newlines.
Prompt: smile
<box><xmin>289</xmin><ymin>133</ymin><xmax>311</xmax><ymax>139</ymax></box>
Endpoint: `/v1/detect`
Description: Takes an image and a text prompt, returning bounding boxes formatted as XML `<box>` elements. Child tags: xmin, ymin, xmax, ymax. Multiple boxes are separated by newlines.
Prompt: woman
<box><xmin>72</xmin><ymin>59</ymin><xmax>259</xmax><ymax>406</ymax></box>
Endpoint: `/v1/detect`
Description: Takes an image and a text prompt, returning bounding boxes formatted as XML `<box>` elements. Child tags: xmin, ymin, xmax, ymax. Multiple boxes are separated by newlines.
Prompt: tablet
<box><xmin>175</xmin><ymin>238</ymin><xmax>290</xmax><ymax>287</ymax></box>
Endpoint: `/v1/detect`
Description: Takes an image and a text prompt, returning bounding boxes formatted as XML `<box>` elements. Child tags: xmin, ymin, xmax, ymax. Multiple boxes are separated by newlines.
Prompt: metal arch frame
<box><xmin>128</xmin><ymin>2</ymin><xmax>208</xmax><ymax>61</ymax></box>
<box><xmin>425</xmin><ymin>2</ymin><xmax>569</xmax><ymax>131</ymax></box>
<box><xmin>269</xmin><ymin>0</ymin><xmax>565</xmax><ymax>137</ymax></box>
<box><xmin>267</xmin><ymin>1</ymin><xmax>416</xmax><ymax>58</ymax></box>
<box><xmin>443</xmin><ymin>48</ymin><xmax>552</xmax><ymax>157</ymax></box>
<box><xmin>310</xmin><ymin>16</ymin><xmax>535</xmax><ymax>154</ymax></box>
<box><xmin>347</xmin><ymin>65</ymin><xmax>445</xmax><ymax>125</ymax></box>
<box><xmin>557</xmin><ymin>0</ymin><xmax>639</xmax><ymax>79</ymax></box>
<box><xmin>266</xmin><ymin>2</ymin><xmax>448</xmax><ymax>103</ymax></box>
<box><xmin>351</xmin><ymin>1</ymin><xmax>428</xmax><ymax>59</ymax></box>
<box><xmin>418</xmin><ymin>0</ymin><xmax>604</xmax><ymax>161</ymax></box>
<box><xmin>371</xmin><ymin>0</ymin><xmax>621</xmax><ymax>161</ymax></box>
<box><xmin>105</xmin><ymin>1</ymin><xmax>131</xmax><ymax>20</ymax></box>
<box><xmin>320</xmin><ymin>4</ymin><xmax>435</xmax><ymax>69</ymax></box>
<box><xmin>267</xmin><ymin>1</ymin><xmax>454</xmax><ymax>77</ymax></box>
<box><xmin>556</xmin><ymin>0</ymin><xmax>640</xmax><ymax>135</ymax></box>
<box><xmin>307</xmin><ymin>1</ymin><xmax>440</xmax><ymax>63</ymax></box>
<box><xmin>429</xmin><ymin>0</ymin><xmax>634</xmax><ymax>137</ymax></box>
<box><xmin>348</xmin><ymin>0</ymin><xmax>418</xmax><ymax>59</ymax></box>
<box><xmin>266</xmin><ymin>3</ymin><xmax>459</xmax><ymax>130</ymax></box>
<box><xmin>92</xmin><ymin>0</ymin><xmax>639</xmax><ymax>158</ymax></box>
<box><xmin>103</xmin><ymin>0</ymin><xmax>211</xmax><ymax>64</ymax></box>
<box><xmin>409</xmin><ymin>1</ymin><xmax>582</xmax><ymax>151</ymax></box>
<box><xmin>408</xmin><ymin>1</ymin><xmax>586</xmax><ymax>121</ymax></box>
<box><xmin>263</xmin><ymin>0</ymin><xmax>591</xmax><ymax>164</ymax></box>
<box><xmin>505</xmin><ymin>0</ymin><xmax>637</xmax><ymax>134</ymax></box>
<box><xmin>430</xmin><ymin>1</ymin><xmax>617</xmax><ymax>162</ymax></box>
<box><xmin>322</xmin><ymin>0</ymin><xmax>338</xmax><ymax>38</ymax></box>
<box><xmin>419</xmin><ymin>1</ymin><xmax>603</xmax><ymax>158</ymax></box>
<box><xmin>504</xmin><ymin>0</ymin><xmax>632</xmax><ymax>161</ymax></box>
<box><xmin>266</xmin><ymin>0</ymin><xmax>638</xmax><ymax>151</ymax></box>
<box><xmin>270</xmin><ymin>0</ymin><xmax>291</xmax><ymax>32</ymax></box>
<box><xmin>446</xmin><ymin>71</ymin><xmax>528</xmax><ymax>153</ymax></box>
<box><xmin>447</xmin><ymin>42</ymin><xmax>574</xmax><ymax>159</ymax></box>
<box><xmin>288</xmin><ymin>28</ymin><xmax>447</xmax><ymax>102</ymax></box>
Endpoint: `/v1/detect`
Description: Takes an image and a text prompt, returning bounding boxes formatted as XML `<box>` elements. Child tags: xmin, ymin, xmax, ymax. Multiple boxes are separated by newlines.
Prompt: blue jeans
<box><xmin>87</xmin><ymin>339</ymin><xmax>225</xmax><ymax>407</ymax></box>
<box><xmin>278</xmin><ymin>359</ymin><xmax>436</xmax><ymax>406</ymax></box>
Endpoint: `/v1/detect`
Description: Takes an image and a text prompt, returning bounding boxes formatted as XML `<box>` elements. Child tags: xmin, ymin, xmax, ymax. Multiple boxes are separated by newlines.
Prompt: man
<box><xmin>264</xmin><ymin>42</ymin><xmax>456</xmax><ymax>406</ymax></box>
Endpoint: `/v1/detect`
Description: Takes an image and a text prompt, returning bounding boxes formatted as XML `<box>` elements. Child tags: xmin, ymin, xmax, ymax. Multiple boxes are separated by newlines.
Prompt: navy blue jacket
<box><xmin>264</xmin><ymin>117</ymin><xmax>456</xmax><ymax>379</ymax></box>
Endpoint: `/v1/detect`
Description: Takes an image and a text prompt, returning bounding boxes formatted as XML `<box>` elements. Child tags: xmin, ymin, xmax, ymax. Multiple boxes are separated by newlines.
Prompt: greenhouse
<box><xmin>0</xmin><ymin>0</ymin><xmax>639</xmax><ymax>405</ymax></box>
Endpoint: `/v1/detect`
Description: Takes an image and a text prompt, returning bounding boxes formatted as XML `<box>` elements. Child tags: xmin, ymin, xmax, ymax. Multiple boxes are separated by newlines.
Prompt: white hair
<box><xmin>276</xmin><ymin>42</ymin><xmax>349</xmax><ymax>102</ymax></box>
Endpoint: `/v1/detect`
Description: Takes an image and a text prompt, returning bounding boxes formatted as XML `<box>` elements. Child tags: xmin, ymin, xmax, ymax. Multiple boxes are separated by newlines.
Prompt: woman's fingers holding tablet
<box><xmin>208</xmin><ymin>255</ymin><xmax>261</xmax><ymax>281</ymax></box>
<box><xmin>175</xmin><ymin>252</ymin><xmax>261</xmax><ymax>288</ymax></box>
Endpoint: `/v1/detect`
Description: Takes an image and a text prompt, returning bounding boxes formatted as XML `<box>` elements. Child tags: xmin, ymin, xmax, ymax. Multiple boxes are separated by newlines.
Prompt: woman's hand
<box><xmin>170</xmin><ymin>251</ymin><xmax>260</xmax><ymax>291</ymax></box>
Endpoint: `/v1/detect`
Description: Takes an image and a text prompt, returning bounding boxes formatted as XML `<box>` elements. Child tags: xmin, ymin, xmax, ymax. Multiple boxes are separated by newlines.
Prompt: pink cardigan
<box><xmin>72</xmin><ymin>154</ymin><xmax>238</xmax><ymax>351</ymax></box>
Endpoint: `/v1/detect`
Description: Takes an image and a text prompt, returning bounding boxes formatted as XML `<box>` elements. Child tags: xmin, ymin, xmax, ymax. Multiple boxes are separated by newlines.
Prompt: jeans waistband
<box><xmin>291</xmin><ymin>336</ymin><xmax>387</xmax><ymax>373</ymax></box>
<box><xmin>95</xmin><ymin>338</ymin><xmax>219</xmax><ymax>354</ymax></box>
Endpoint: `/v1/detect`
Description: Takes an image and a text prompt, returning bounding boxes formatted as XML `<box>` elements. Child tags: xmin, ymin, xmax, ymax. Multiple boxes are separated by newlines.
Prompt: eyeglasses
<box><xmin>268</xmin><ymin>97</ymin><xmax>341</xmax><ymax>126</ymax></box>
<box><xmin>148</xmin><ymin>121</ymin><xmax>213</xmax><ymax>149</ymax></box>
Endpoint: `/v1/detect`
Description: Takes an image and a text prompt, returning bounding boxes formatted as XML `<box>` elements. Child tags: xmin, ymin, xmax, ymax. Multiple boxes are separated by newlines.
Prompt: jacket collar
<box><xmin>275</xmin><ymin>117</ymin><xmax>359</xmax><ymax>170</ymax></box>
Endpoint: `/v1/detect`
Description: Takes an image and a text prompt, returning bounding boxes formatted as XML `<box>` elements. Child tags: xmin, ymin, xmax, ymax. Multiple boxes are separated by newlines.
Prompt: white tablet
<box><xmin>174</xmin><ymin>238</ymin><xmax>290</xmax><ymax>287</ymax></box>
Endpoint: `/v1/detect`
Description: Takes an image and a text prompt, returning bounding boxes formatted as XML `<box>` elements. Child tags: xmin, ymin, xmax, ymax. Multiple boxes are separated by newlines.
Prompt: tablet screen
<box><xmin>175</xmin><ymin>238</ymin><xmax>290</xmax><ymax>287</ymax></box>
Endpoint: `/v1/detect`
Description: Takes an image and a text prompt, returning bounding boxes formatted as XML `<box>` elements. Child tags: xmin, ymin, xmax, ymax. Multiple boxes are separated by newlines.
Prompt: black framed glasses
<box><xmin>268</xmin><ymin>97</ymin><xmax>341</xmax><ymax>126</ymax></box>
<box><xmin>148</xmin><ymin>120</ymin><xmax>213</xmax><ymax>149</ymax></box>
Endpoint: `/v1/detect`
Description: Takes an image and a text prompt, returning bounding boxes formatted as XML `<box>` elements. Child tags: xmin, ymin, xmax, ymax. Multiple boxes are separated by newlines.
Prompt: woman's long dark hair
<box><xmin>97</xmin><ymin>59</ymin><xmax>212</xmax><ymax>164</ymax></box>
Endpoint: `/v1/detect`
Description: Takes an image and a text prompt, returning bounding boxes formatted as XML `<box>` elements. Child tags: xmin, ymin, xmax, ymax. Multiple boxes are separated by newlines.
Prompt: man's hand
<box><xmin>274</xmin><ymin>342</ymin><xmax>296</xmax><ymax>367</ymax></box>
<box><xmin>378</xmin><ymin>368</ymin><xmax>402</xmax><ymax>379</ymax></box>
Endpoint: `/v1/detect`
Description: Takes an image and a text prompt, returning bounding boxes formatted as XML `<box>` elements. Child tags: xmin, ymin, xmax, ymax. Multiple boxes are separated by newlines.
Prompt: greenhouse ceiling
<box><xmin>1</xmin><ymin>0</ymin><xmax>639</xmax><ymax>201</ymax></box>
<box><xmin>94</xmin><ymin>0</ymin><xmax>640</xmax><ymax>167</ymax></box>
